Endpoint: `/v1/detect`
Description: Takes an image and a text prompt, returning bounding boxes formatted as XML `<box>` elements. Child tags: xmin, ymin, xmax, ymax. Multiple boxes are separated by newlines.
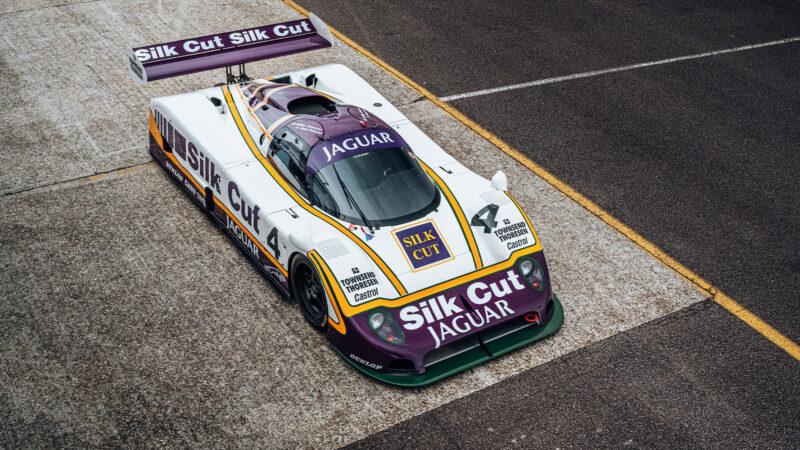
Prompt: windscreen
<box><xmin>306</xmin><ymin>147</ymin><xmax>440</xmax><ymax>227</ymax></box>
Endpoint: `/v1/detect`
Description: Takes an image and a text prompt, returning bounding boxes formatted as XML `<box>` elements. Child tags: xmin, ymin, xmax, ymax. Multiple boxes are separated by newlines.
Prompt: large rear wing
<box><xmin>126</xmin><ymin>13</ymin><xmax>333</xmax><ymax>83</ymax></box>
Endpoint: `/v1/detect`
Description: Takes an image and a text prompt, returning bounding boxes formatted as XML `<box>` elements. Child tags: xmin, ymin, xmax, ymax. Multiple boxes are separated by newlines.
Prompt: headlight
<box><xmin>369</xmin><ymin>312</ymin><xmax>384</xmax><ymax>329</ymax></box>
<box><xmin>518</xmin><ymin>257</ymin><xmax>545</xmax><ymax>292</ymax></box>
<box><xmin>520</xmin><ymin>259</ymin><xmax>534</xmax><ymax>276</ymax></box>
<box><xmin>368</xmin><ymin>309</ymin><xmax>405</xmax><ymax>345</ymax></box>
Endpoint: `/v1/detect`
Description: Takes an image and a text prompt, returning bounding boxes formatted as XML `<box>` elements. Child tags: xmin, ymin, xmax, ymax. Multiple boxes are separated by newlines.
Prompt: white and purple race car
<box><xmin>127</xmin><ymin>13</ymin><xmax>563</xmax><ymax>386</ymax></box>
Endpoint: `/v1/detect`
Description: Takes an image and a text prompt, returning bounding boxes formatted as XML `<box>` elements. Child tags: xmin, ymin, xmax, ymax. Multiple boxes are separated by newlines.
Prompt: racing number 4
<box><xmin>267</xmin><ymin>227</ymin><xmax>280</xmax><ymax>259</ymax></box>
<box><xmin>471</xmin><ymin>204</ymin><xmax>499</xmax><ymax>233</ymax></box>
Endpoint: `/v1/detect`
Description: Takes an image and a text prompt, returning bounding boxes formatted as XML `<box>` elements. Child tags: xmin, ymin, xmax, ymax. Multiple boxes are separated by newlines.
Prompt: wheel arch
<box><xmin>287</xmin><ymin>251</ymin><xmax>308</xmax><ymax>300</ymax></box>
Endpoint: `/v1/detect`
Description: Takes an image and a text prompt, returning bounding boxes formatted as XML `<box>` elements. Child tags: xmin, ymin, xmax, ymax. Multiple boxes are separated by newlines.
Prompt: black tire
<box><xmin>291</xmin><ymin>255</ymin><xmax>328</xmax><ymax>331</ymax></box>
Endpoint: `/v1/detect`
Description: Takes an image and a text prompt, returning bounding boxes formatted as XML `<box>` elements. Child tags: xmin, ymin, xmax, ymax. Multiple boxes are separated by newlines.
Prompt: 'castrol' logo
<box><xmin>398</xmin><ymin>270</ymin><xmax>525</xmax><ymax>348</ymax></box>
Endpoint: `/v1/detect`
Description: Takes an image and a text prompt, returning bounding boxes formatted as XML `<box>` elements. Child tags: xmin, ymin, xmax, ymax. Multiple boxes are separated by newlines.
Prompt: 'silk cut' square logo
<box><xmin>392</xmin><ymin>219</ymin><xmax>453</xmax><ymax>271</ymax></box>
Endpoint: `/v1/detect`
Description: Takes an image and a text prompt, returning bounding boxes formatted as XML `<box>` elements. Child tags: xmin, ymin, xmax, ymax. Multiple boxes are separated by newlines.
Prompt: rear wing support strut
<box><xmin>225</xmin><ymin>64</ymin><xmax>251</xmax><ymax>84</ymax></box>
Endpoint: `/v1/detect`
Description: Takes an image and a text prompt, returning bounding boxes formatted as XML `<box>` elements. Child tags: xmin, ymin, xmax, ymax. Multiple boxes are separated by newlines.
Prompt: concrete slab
<box><xmin>0</xmin><ymin>160</ymin><xmax>704</xmax><ymax>447</ymax></box>
<box><xmin>0</xmin><ymin>0</ymin><xmax>705</xmax><ymax>446</ymax></box>
<box><xmin>0</xmin><ymin>0</ymin><xmax>90</xmax><ymax>15</ymax></box>
<box><xmin>0</xmin><ymin>0</ymin><xmax>417</xmax><ymax>195</ymax></box>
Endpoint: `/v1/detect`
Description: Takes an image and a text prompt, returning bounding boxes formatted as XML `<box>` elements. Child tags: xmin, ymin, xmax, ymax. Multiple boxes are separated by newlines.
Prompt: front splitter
<box><xmin>337</xmin><ymin>294</ymin><xmax>565</xmax><ymax>387</ymax></box>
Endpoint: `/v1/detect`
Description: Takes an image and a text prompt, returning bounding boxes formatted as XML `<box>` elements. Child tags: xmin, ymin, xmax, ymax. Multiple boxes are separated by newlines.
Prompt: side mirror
<box><xmin>305</xmin><ymin>73</ymin><xmax>318</xmax><ymax>88</ymax></box>
<box><xmin>491</xmin><ymin>170</ymin><xmax>508</xmax><ymax>191</ymax></box>
<box><xmin>289</xmin><ymin>228</ymin><xmax>314</xmax><ymax>253</ymax></box>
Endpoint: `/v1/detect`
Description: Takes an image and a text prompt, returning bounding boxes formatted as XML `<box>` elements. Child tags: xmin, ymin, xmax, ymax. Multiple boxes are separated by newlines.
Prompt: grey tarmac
<box><xmin>1</xmin><ymin>0</ymin><xmax>783</xmax><ymax>447</ymax></box>
<box><xmin>298</xmin><ymin>0</ymin><xmax>800</xmax><ymax>447</ymax></box>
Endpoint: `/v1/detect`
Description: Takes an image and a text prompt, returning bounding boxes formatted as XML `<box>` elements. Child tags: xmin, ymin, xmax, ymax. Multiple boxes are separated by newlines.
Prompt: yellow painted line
<box><xmin>713</xmin><ymin>291</ymin><xmax>800</xmax><ymax>360</ymax></box>
<box><xmin>280</xmin><ymin>0</ymin><xmax>800</xmax><ymax>361</ymax></box>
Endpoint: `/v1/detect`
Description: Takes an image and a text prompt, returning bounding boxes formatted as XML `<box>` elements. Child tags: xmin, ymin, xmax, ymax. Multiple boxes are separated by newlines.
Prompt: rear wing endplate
<box><xmin>126</xmin><ymin>13</ymin><xmax>333</xmax><ymax>83</ymax></box>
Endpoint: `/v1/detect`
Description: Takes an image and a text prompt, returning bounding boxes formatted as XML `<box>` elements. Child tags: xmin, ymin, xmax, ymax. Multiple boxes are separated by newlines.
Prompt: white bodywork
<box><xmin>150</xmin><ymin>64</ymin><xmax>540</xmax><ymax>323</ymax></box>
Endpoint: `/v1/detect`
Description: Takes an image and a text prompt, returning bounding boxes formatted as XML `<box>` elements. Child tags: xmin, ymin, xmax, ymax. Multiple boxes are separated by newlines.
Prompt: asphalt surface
<box><xmin>0</xmin><ymin>0</ymin><xmax>797</xmax><ymax>446</ymax></box>
<box><xmin>297</xmin><ymin>0</ymin><xmax>800</xmax><ymax>341</ymax></box>
<box><xmin>451</xmin><ymin>46</ymin><xmax>800</xmax><ymax>342</ymax></box>
<box><xmin>298</xmin><ymin>0</ymin><xmax>800</xmax><ymax>447</ymax></box>
<box><xmin>348</xmin><ymin>300</ymin><xmax>800</xmax><ymax>449</ymax></box>
<box><xmin>0</xmin><ymin>0</ymin><xmax>708</xmax><ymax>446</ymax></box>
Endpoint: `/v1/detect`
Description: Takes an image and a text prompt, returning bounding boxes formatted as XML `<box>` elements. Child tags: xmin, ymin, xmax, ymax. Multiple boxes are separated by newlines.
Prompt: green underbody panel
<box><xmin>337</xmin><ymin>294</ymin><xmax>565</xmax><ymax>387</ymax></box>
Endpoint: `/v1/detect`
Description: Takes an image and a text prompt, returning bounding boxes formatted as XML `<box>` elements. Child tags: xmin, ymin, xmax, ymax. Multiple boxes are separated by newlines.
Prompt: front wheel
<box><xmin>291</xmin><ymin>255</ymin><xmax>328</xmax><ymax>331</ymax></box>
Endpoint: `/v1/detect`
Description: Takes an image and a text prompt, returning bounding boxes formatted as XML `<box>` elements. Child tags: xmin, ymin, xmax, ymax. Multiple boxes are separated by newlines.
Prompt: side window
<box><xmin>269</xmin><ymin>126</ymin><xmax>309</xmax><ymax>194</ymax></box>
<box><xmin>307</xmin><ymin>175</ymin><xmax>339</xmax><ymax>216</ymax></box>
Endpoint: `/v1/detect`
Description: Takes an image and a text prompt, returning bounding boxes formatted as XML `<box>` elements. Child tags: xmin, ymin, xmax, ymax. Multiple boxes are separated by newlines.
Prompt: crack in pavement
<box><xmin>0</xmin><ymin>161</ymin><xmax>156</xmax><ymax>199</ymax></box>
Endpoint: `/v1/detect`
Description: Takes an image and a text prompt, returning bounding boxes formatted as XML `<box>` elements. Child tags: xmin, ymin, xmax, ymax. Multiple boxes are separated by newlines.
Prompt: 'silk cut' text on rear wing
<box><xmin>126</xmin><ymin>13</ymin><xmax>333</xmax><ymax>83</ymax></box>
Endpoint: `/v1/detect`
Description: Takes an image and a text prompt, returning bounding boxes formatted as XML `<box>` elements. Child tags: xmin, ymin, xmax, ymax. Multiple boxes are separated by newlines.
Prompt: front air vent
<box><xmin>316</xmin><ymin>238</ymin><xmax>350</xmax><ymax>259</ymax></box>
<box><xmin>423</xmin><ymin>335</ymin><xmax>481</xmax><ymax>367</ymax></box>
<box><xmin>386</xmin><ymin>359</ymin><xmax>415</xmax><ymax>374</ymax></box>
<box><xmin>287</xmin><ymin>96</ymin><xmax>336</xmax><ymax>115</ymax></box>
<box><xmin>271</xmin><ymin>75</ymin><xmax>292</xmax><ymax>84</ymax></box>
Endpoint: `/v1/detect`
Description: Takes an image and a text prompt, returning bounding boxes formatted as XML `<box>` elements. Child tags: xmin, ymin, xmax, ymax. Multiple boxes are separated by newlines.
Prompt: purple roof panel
<box><xmin>305</xmin><ymin>128</ymin><xmax>406</xmax><ymax>177</ymax></box>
